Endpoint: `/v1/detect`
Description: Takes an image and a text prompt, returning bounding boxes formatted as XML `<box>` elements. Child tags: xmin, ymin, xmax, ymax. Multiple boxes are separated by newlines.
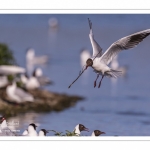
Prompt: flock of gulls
<box><xmin>0</xmin><ymin>116</ymin><xmax>105</xmax><ymax>136</ymax></box>
<box><xmin>1</xmin><ymin>17</ymin><xmax>150</xmax><ymax>136</ymax></box>
<box><xmin>0</xmin><ymin>48</ymin><xmax>51</xmax><ymax>104</ymax></box>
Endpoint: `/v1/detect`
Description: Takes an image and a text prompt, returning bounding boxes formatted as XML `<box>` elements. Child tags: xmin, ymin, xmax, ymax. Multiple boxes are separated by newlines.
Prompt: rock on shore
<box><xmin>0</xmin><ymin>88</ymin><xmax>84</xmax><ymax>117</ymax></box>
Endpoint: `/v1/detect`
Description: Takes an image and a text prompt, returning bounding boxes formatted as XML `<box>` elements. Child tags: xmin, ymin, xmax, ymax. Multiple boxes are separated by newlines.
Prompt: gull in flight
<box><xmin>68</xmin><ymin>18</ymin><xmax>150</xmax><ymax>88</ymax></box>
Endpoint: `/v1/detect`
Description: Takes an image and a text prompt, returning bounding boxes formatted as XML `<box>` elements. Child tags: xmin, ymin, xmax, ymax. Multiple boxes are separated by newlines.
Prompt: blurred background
<box><xmin>0</xmin><ymin>14</ymin><xmax>150</xmax><ymax>136</ymax></box>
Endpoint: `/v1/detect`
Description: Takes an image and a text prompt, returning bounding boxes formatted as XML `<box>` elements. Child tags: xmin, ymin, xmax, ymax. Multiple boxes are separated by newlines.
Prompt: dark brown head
<box><xmin>29</xmin><ymin>123</ymin><xmax>37</xmax><ymax>130</ymax></box>
<box><xmin>41</xmin><ymin>129</ymin><xmax>49</xmax><ymax>136</ymax></box>
<box><xmin>79</xmin><ymin>124</ymin><xmax>89</xmax><ymax>132</ymax></box>
<box><xmin>86</xmin><ymin>58</ymin><xmax>93</xmax><ymax>68</ymax></box>
<box><xmin>94</xmin><ymin>130</ymin><xmax>105</xmax><ymax>136</ymax></box>
<box><xmin>0</xmin><ymin>116</ymin><xmax>5</xmax><ymax>124</ymax></box>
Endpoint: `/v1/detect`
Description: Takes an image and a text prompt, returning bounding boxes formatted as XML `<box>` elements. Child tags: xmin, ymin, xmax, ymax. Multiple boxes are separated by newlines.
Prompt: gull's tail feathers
<box><xmin>106</xmin><ymin>69</ymin><xmax>123</xmax><ymax>78</ymax></box>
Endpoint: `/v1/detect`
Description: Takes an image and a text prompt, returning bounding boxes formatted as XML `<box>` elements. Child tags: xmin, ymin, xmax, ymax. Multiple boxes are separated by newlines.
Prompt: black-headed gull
<box><xmin>86</xmin><ymin>18</ymin><xmax>150</xmax><ymax>88</ymax></box>
<box><xmin>69</xmin><ymin>19</ymin><xmax>150</xmax><ymax>89</ymax></box>
<box><xmin>32</xmin><ymin>68</ymin><xmax>52</xmax><ymax>86</ymax></box>
<box><xmin>73</xmin><ymin>124</ymin><xmax>89</xmax><ymax>136</ymax></box>
<box><xmin>21</xmin><ymin>68</ymin><xmax>51</xmax><ymax>90</ymax></box>
<box><xmin>0</xmin><ymin>116</ymin><xmax>16</xmax><ymax>136</ymax></box>
<box><xmin>6</xmin><ymin>81</ymin><xmax>34</xmax><ymax>103</ymax></box>
<box><xmin>21</xmin><ymin>73</ymin><xmax>40</xmax><ymax>90</ymax></box>
<box><xmin>38</xmin><ymin>129</ymin><xmax>49</xmax><ymax>136</ymax></box>
<box><xmin>22</xmin><ymin>123</ymin><xmax>38</xmax><ymax>136</ymax></box>
<box><xmin>91</xmin><ymin>130</ymin><xmax>105</xmax><ymax>136</ymax></box>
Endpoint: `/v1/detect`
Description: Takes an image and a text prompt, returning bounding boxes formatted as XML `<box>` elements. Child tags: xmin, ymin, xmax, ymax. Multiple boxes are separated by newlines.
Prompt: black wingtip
<box><xmin>88</xmin><ymin>18</ymin><xmax>92</xmax><ymax>29</ymax></box>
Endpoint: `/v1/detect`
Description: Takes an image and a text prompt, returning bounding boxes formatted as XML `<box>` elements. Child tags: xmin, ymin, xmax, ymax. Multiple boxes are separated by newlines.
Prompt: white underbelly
<box><xmin>92</xmin><ymin>60</ymin><xmax>109</xmax><ymax>74</ymax></box>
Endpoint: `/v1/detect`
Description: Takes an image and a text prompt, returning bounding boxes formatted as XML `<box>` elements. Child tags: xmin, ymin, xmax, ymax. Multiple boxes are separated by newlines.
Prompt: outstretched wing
<box><xmin>100</xmin><ymin>29</ymin><xmax>150</xmax><ymax>65</ymax></box>
<box><xmin>88</xmin><ymin>18</ymin><xmax>103</xmax><ymax>58</ymax></box>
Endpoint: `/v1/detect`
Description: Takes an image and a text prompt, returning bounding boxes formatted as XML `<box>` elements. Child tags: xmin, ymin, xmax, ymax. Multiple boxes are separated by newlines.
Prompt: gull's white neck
<box><xmin>38</xmin><ymin>131</ymin><xmax>45</xmax><ymax>136</ymax></box>
<box><xmin>28</xmin><ymin>125</ymin><xmax>38</xmax><ymax>136</ymax></box>
<box><xmin>74</xmin><ymin>124</ymin><xmax>80</xmax><ymax>136</ymax></box>
<box><xmin>91</xmin><ymin>132</ymin><xmax>95</xmax><ymax>136</ymax></box>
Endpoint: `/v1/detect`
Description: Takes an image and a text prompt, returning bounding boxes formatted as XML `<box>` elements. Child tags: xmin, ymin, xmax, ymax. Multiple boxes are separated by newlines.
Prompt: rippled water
<box><xmin>0</xmin><ymin>14</ymin><xmax>150</xmax><ymax>136</ymax></box>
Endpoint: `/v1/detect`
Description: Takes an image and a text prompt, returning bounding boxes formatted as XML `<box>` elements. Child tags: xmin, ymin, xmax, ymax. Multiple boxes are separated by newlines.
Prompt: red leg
<box><xmin>94</xmin><ymin>74</ymin><xmax>100</xmax><ymax>88</ymax></box>
<box><xmin>98</xmin><ymin>75</ymin><xmax>104</xmax><ymax>88</ymax></box>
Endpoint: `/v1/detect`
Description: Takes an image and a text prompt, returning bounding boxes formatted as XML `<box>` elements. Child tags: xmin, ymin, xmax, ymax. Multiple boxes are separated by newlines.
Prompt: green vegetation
<box><xmin>50</xmin><ymin>130</ymin><xmax>78</xmax><ymax>136</ymax></box>
<box><xmin>50</xmin><ymin>130</ymin><xmax>64</xmax><ymax>136</ymax></box>
<box><xmin>0</xmin><ymin>43</ymin><xmax>16</xmax><ymax>65</ymax></box>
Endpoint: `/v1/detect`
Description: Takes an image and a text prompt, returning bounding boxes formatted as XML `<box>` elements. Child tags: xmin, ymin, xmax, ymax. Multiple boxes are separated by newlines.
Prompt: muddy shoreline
<box><xmin>0</xmin><ymin>88</ymin><xmax>84</xmax><ymax>117</ymax></box>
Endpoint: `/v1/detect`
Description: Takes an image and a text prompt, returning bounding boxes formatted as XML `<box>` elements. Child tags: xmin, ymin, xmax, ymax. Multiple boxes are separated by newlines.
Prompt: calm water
<box><xmin>0</xmin><ymin>14</ymin><xmax>150</xmax><ymax>136</ymax></box>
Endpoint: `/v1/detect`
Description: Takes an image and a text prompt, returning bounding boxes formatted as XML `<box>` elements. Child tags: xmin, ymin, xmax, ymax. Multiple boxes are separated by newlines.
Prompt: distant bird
<box><xmin>48</xmin><ymin>17</ymin><xmax>58</xmax><ymax>29</ymax></box>
<box><xmin>70</xmin><ymin>18</ymin><xmax>150</xmax><ymax>89</ymax></box>
<box><xmin>21</xmin><ymin>73</ymin><xmax>40</xmax><ymax>90</ymax></box>
<box><xmin>26</xmin><ymin>48</ymin><xmax>49</xmax><ymax>75</ymax></box>
<box><xmin>21</xmin><ymin>68</ymin><xmax>52</xmax><ymax>90</ymax></box>
<box><xmin>0</xmin><ymin>65</ymin><xmax>25</xmax><ymax>75</ymax></box>
<box><xmin>38</xmin><ymin>129</ymin><xmax>49</xmax><ymax>136</ymax></box>
<box><xmin>32</xmin><ymin>68</ymin><xmax>52</xmax><ymax>86</ymax></box>
<box><xmin>0</xmin><ymin>116</ymin><xmax>16</xmax><ymax>136</ymax></box>
<box><xmin>22</xmin><ymin>123</ymin><xmax>38</xmax><ymax>136</ymax></box>
<box><xmin>91</xmin><ymin>130</ymin><xmax>105</xmax><ymax>136</ymax></box>
<box><xmin>80</xmin><ymin>49</ymin><xmax>91</xmax><ymax>68</ymax></box>
<box><xmin>6</xmin><ymin>82</ymin><xmax>34</xmax><ymax>103</ymax></box>
<box><xmin>73</xmin><ymin>124</ymin><xmax>89</xmax><ymax>136</ymax></box>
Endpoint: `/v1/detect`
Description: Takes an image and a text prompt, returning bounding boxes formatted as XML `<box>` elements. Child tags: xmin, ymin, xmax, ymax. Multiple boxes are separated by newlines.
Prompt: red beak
<box><xmin>84</xmin><ymin>127</ymin><xmax>89</xmax><ymax>132</ymax></box>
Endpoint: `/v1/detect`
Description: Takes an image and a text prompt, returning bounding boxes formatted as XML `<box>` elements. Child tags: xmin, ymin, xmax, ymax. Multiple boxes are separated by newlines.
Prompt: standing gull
<box><xmin>32</xmin><ymin>68</ymin><xmax>52</xmax><ymax>86</ymax></box>
<box><xmin>38</xmin><ymin>129</ymin><xmax>49</xmax><ymax>136</ymax></box>
<box><xmin>91</xmin><ymin>130</ymin><xmax>105</xmax><ymax>136</ymax></box>
<box><xmin>21</xmin><ymin>68</ymin><xmax>51</xmax><ymax>90</ymax></box>
<box><xmin>68</xmin><ymin>18</ymin><xmax>150</xmax><ymax>88</ymax></box>
<box><xmin>73</xmin><ymin>124</ymin><xmax>89</xmax><ymax>136</ymax></box>
<box><xmin>6</xmin><ymin>82</ymin><xmax>34</xmax><ymax>103</ymax></box>
<box><xmin>0</xmin><ymin>116</ymin><xmax>16</xmax><ymax>136</ymax></box>
<box><xmin>22</xmin><ymin>123</ymin><xmax>38</xmax><ymax>136</ymax></box>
